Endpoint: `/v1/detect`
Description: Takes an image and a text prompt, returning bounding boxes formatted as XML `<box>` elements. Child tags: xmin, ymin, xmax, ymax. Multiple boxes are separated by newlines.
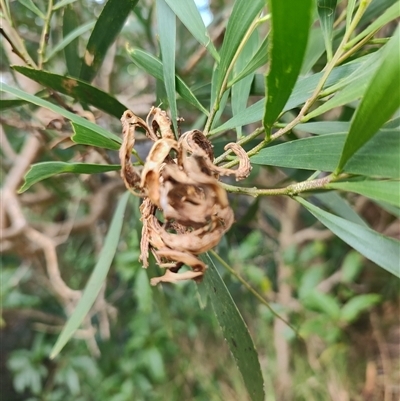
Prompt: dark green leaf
<box><xmin>50</xmin><ymin>191</ymin><xmax>130</xmax><ymax>358</ymax></box>
<box><xmin>127</xmin><ymin>47</ymin><xmax>208</xmax><ymax>115</ymax></box>
<box><xmin>164</xmin><ymin>0</ymin><xmax>219</xmax><ymax>61</ymax></box>
<box><xmin>317</xmin><ymin>0</ymin><xmax>337</xmax><ymax>60</ymax></box>
<box><xmin>0</xmin><ymin>98</ymin><xmax>35</xmax><ymax>110</ymax></box>
<box><xmin>71</xmin><ymin>122</ymin><xmax>120</xmax><ymax>150</ymax></box>
<box><xmin>19</xmin><ymin>162</ymin><xmax>120</xmax><ymax>193</ymax></box>
<box><xmin>251</xmin><ymin>131</ymin><xmax>400</xmax><ymax>178</ymax></box>
<box><xmin>156</xmin><ymin>0</ymin><xmax>178</xmax><ymax>135</ymax></box>
<box><xmin>336</xmin><ymin>28</ymin><xmax>400</xmax><ymax>173</ymax></box>
<box><xmin>202</xmin><ymin>253</ymin><xmax>265</xmax><ymax>401</ymax></box>
<box><xmin>296</xmin><ymin>197</ymin><xmax>400</xmax><ymax>278</ymax></box>
<box><xmin>263</xmin><ymin>0</ymin><xmax>313</xmax><ymax>135</ymax></box>
<box><xmin>62</xmin><ymin>4</ymin><xmax>84</xmax><ymax>77</ymax></box>
<box><xmin>328</xmin><ymin>180</ymin><xmax>400</xmax><ymax>208</ymax></box>
<box><xmin>80</xmin><ymin>0</ymin><xmax>138</xmax><ymax>82</ymax></box>
<box><xmin>301</xmin><ymin>26</ymin><xmax>325</xmax><ymax>74</ymax></box>
<box><xmin>13</xmin><ymin>66</ymin><xmax>127</xmax><ymax>118</ymax></box>
<box><xmin>0</xmin><ymin>83</ymin><xmax>121</xmax><ymax>148</ymax></box>
<box><xmin>215</xmin><ymin>0</ymin><xmax>265</xmax><ymax>102</ymax></box>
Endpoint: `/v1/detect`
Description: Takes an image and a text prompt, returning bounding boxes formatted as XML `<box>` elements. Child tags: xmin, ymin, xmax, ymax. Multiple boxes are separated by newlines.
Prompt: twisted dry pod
<box><xmin>119</xmin><ymin>107</ymin><xmax>251</xmax><ymax>285</ymax></box>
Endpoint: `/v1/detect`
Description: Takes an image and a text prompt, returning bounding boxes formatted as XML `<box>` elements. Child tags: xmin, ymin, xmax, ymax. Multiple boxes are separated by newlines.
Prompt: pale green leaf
<box><xmin>156</xmin><ymin>0</ymin><xmax>178</xmax><ymax>135</ymax></box>
<box><xmin>18</xmin><ymin>0</ymin><xmax>45</xmax><ymax>19</ymax></box>
<box><xmin>164</xmin><ymin>0</ymin><xmax>219</xmax><ymax>61</ymax></box>
<box><xmin>50</xmin><ymin>191</ymin><xmax>130</xmax><ymax>358</ymax></box>
<box><xmin>340</xmin><ymin>294</ymin><xmax>381</xmax><ymax>323</ymax></box>
<box><xmin>127</xmin><ymin>47</ymin><xmax>208</xmax><ymax>115</ymax></box>
<box><xmin>251</xmin><ymin>131</ymin><xmax>400</xmax><ymax>179</ymax></box>
<box><xmin>296</xmin><ymin>197</ymin><xmax>400</xmax><ymax>278</ymax></box>
<box><xmin>328</xmin><ymin>180</ymin><xmax>400</xmax><ymax>207</ymax></box>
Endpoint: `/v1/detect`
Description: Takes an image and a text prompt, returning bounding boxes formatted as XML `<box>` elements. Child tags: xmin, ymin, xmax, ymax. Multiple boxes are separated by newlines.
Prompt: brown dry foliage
<box><xmin>119</xmin><ymin>107</ymin><xmax>251</xmax><ymax>285</ymax></box>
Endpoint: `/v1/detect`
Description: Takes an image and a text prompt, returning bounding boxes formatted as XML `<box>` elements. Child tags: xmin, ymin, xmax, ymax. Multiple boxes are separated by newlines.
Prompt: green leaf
<box><xmin>0</xmin><ymin>83</ymin><xmax>121</xmax><ymax>149</ymax></box>
<box><xmin>127</xmin><ymin>47</ymin><xmax>208</xmax><ymax>115</ymax></box>
<box><xmin>317</xmin><ymin>0</ymin><xmax>337</xmax><ymax>60</ymax></box>
<box><xmin>341</xmin><ymin>251</ymin><xmax>363</xmax><ymax>283</ymax></box>
<box><xmin>47</xmin><ymin>20</ymin><xmax>95</xmax><ymax>63</ymax></box>
<box><xmin>80</xmin><ymin>0</ymin><xmax>138</xmax><ymax>82</ymax></box>
<box><xmin>12</xmin><ymin>66</ymin><xmax>127</xmax><ymax>118</ymax></box>
<box><xmin>301</xmin><ymin>25</ymin><xmax>325</xmax><ymax>74</ymax></box>
<box><xmin>263</xmin><ymin>0</ymin><xmax>313</xmax><ymax>135</ymax></box>
<box><xmin>296</xmin><ymin>197</ymin><xmax>400</xmax><ymax>278</ymax></box>
<box><xmin>328</xmin><ymin>180</ymin><xmax>400</xmax><ymax>208</ymax></box>
<box><xmin>71</xmin><ymin>122</ymin><xmax>120</xmax><ymax>150</ymax></box>
<box><xmin>340</xmin><ymin>294</ymin><xmax>381</xmax><ymax>324</ymax></box>
<box><xmin>336</xmin><ymin>28</ymin><xmax>400</xmax><ymax>173</ymax></box>
<box><xmin>295</xmin><ymin>121</ymin><xmax>350</xmax><ymax>135</ymax></box>
<box><xmin>229</xmin><ymin>34</ymin><xmax>269</xmax><ymax>87</ymax></box>
<box><xmin>156</xmin><ymin>0</ymin><xmax>178</xmax><ymax>136</ymax></box>
<box><xmin>50</xmin><ymin>191</ymin><xmax>130</xmax><ymax>359</ymax></box>
<box><xmin>210</xmin><ymin>55</ymin><xmax>368</xmax><ymax>135</ymax></box>
<box><xmin>53</xmin><ymin>0</ymin><xmax>78</xmax><ymax>11</ymax></box>
<box><xmin>315</xmin><ymin>192</ymin><xmax>367</xmax><ymax>227</ymax></box>
<box><xmin>62</xmin><ymin>4</ymin><xmax>83</xmax><ymax>77</ymax></box>
<box><xmin>19</xmin><ymin>162</ymin><xmax>121</xmax><ymax>193</ymax></box>
<box><xmin>202</xmin><ymin>253</ymin><xmax>265</xmax><ymax>401</ymax></box>
<box><xmin>18</xmin><ymin>0</ymin><xmax>45</xmax><ymax>19</ymax></box>
<box><xmin>215</xmin><ymin>0</ymin><xmax>265</xmax><ymax>102</ymax></box>
<box><xmin>302</xmin><ymin>290</ymin><xmax>341</xmax><ymax>319</ymax></box>
<box><xmin>251</xmin><ymin>131</ymin><xmax>400</xmax><ymax>179</ymax></box>
<box><xmin>0</xmin><ymin>98</ymin><xmax>35</xmax><ymax>110</ymax></box>
<box><xmin>164</xmin><ymin>0</ymin><xmax>219</xmax><ymax>61</ymax></box>
<box><xmin>232</xmin><ymin>30</ymin><xmax>259</xmax><ymax>138</ymax></box>
<box><xmin>346</xmin><ymin>2</ymin><xmax>400</xmax><ymax>49</ymax></box>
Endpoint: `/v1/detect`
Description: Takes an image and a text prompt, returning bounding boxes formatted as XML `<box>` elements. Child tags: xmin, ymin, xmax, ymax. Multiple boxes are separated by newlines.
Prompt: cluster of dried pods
<box><xmin>119</xmin><ymin>107</ymin><xmax>251</xmax><ymax>285</ymax></box>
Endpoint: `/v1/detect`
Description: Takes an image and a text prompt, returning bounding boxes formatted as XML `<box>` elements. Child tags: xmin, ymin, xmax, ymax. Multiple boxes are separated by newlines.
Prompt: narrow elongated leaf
<box><xmin>0</xmin><ymin>83</ymin><xmax>121</xmax><ymax>148</ymax></box>
<box><xmin>202</xmin><ymin>253</ymin><xmax>265</xmax><ymax>401</ymax></box>
<box><xmin>53</xmin><ymin>0</ymin><xmax>78</xmax><ymax>10</ymax></box>
<box><xmin>347</xmin><ymin>2</ymin><xmax>400</xmax><ymax>48</ymax></box>
<box><xmin>19</xmin><ymin>162</ymin><xmax>120</xmax><ymax>193</ymax></box>
<box><xmin>47</xmin><ymin>20</ymin><xmax>95</xmax><ymax>63</ymax></box>
<box><xmin>215</xmin><ymin>0</ymin><xmax>265</xmax><ymax>102</ymax></box>
<box><xmin>50</xmin><ymin>191</ymin><xmax>130</xmax><ymax>358</ymax></box>
<box><xmin>315</xmin><ymin>192</ymin><xmax>367</xmax><ymax>227</ymax></box>
<box><xmin>18</xmin><ymin>0</ymin><xmax>45</xmax><ymax>19</ymax></box>
<box><xmin>127</xmin><ymin>47</ymin><xmax>208</xmax><ymax>115</ymax></box>
<box><xmin>251</xmin><ymin>131</ymin><xmax>400</xmax><ymax>178</ymax></box>
<box><xmin>156</xmin><ymin>0</ymin><xmax>178</xmax><ymax>135</ymax></box>
<box><xmin>317</xmin><ymin>0</ymin><xmax>337</xmax><ymax>60</ymax></box>
<box><xmin>13</xmin><ymin>66</ymin><xmax>127</xmax><ymax>118</ymax></box>
<box><xmin>301</xmin><ymin>26</ymin><xmax>325</xmax><ymax>75</ymax></box>
<box><xmin>71</xmin><ymin>123</ymin><xmax>120</xmax><ymax>150</ymax></box>
<box><xmin>62</xmin><ymin>3</ymin><xmax>82</xmax><ymax>77</ymax></box>
<box><xmin>229</xmin><ymin>34</ymin><xmax>269</xmax><ymax>87</ymax></box>
<box><xmin>340</xmin><ymin>294</ymin><xmax>381</xmax><ymax>324</ymax></box>
<box><xmin>328</xmin><ymin>180</ymin><xmax>400</xmax><ymax>207</ymax></box>
<box><xmin>164</xmin><ymin>0</ymin><xmax>219</xmax><ymax>61</ymax></box>
<box><xmin>263</xmin><ymin>0</ymin><xmax>313</xmax><ymax>135</ymax></box>
<box><xmin>232</xmin><ymin>30</ymin><xmax>259</xmax><ymax>138</ymax></box>
<box><xmin>295</xmin><ymin>121</ymin><xmax>350</xmax><ymax>135</ymax></box>
<box><xmin>211</xmin><ymin>53</ymin><xmax>370</xmax><ymax>135</ymax></box>
<box><xmin>336</xmin><ymin>28</ymin><xmax>400</xmax><ymax>173</ymax></box>
<box><xmin>80</xmin><ymin>0</ymin><xmax>138</xmax><ymax>82</ymax></box>
<box><xmin>296</xmin><ymin>197</ymin><xmax>400</xmax><ymax>278</ymax></box>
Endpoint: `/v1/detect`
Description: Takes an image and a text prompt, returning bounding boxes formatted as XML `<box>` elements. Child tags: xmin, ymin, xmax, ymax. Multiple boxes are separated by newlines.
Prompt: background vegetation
<box><xmin>1</xmin><ymin>0</ymin><xmax>399</xmax><ymax>400</ymax></box>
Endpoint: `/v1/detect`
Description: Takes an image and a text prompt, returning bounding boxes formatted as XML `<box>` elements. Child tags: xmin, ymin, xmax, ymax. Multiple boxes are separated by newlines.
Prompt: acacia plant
<box><xmin>1</xmin><ymin>0</ymin><xmax>399</xmax><ymax>400</ymax></box>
